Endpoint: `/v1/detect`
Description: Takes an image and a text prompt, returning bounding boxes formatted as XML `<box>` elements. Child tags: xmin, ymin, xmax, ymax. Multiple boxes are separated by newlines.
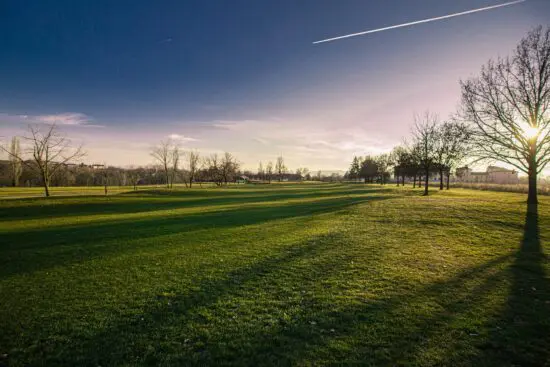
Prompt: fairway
<box><xmin>0</xmin><ymin>184</ymin><xmax>549</xmax><ymax>366</ymax></box>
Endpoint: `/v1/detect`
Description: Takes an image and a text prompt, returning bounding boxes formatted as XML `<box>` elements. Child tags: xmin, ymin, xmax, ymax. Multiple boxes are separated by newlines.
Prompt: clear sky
<box><xmin>1</xmin><ymin>0</ymin><xmax>549</xmax><ymax>171</ymax></box>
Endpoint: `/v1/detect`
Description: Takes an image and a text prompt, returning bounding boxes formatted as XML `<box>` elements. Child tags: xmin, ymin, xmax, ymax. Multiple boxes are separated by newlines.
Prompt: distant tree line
<box><xmin>0</xmin><ymin>128</ymin><xmax>334</xmax><ymax>196</ymax></box>
<box><xmin>345</xmin><ymin>114</ymin><xmax>471</xmax><ymax>196</ymax></box>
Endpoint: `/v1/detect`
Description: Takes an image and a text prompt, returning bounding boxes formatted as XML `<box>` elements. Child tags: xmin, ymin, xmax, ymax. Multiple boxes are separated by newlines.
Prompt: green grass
<box><xmin>0</xmin><ymin>183</ymin><xmax>548</xmax><ymax>366</ymax></box>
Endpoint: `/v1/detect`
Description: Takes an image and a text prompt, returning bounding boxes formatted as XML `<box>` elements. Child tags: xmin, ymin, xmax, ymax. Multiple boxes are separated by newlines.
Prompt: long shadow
<box><xmin>47</xmin><ymin>249</ymin><xmax>512</xmax><ymax>366</ymax></box>
<box><xmin>0</xmin><ymin>195</ymin><xmax>390</xmax><ymax>278</ymax></box>
<box><xmin>471</xmin><ymin>203</ymin><xmax>550</xmax><ymax>366</ymax></box>
<box><xmin>204</xmin><ymin>254</ymin><xmax>513</xmax><ymax>366</ymax></box>
<box><xmin>0</xmin><ymin>186</ymin><xmax>388</xmax><ymax>222</ymax></box>
<box><xmin>4</xmin><ymin>210</ymin><xmax>539</xmax><ymax>366</ymax></box>
<box><xmin>20</xmin><ymin>231</ymin><xmax>363</xmax><ymax>366</ymax></box>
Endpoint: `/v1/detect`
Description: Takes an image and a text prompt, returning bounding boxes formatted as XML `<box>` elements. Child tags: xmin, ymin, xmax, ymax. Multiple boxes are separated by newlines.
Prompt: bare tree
<box><xmin>375</xmin><ymin>154</ymin><xmax>392</xmax><ymax>185</ymax></box>
<box><xmin>170</xmin><ymin>145</ymin><xmax>180</xmax><ymax>189</ymax></box>
<box><xmin>127</xmin><ymin>168</ymin><xmax>140</xmax><ymax>191</ymax></box>
<box><xmin>9</xmin><ymin>137</ymin><xmax>22</xmax><ymax>187</ymax></box>
<box><xmin>204</xmin><ymin>153</ymin><xmax>225</xmax><ymax>186</ymax></box>
<box><xmin>258</xmin><ymin>161</ymin><xmax>264</xmax><ymax>181</ymax></box>
<box><xmin>412</xmin><ymin>112</ymin><xmax>439</xmax><ymax>196</ymax></box>
<box><xmin>100</xmin><ymin>163</ymin><xmax>109</xmax><ymax>196</ymax></box>
<box><xmin>460</xmin><ymin>26</ymin><xmax>550</xmax><ymax>204</ymax></box>
<box><xmin>151</xmin><ymin>140</ymin><xmax>172</xmax><ymax>188</ymax></box>
<box><xmin>187</xmin><ymin>150</ymin><xmax>200</xmax><ymax>188</ymax></box>
<box><xmin>265</xmin><ymin>161</ymin><xmax>273</xmax><ymax>183</ymax></box>
<box><xmin>391</xmin><ymin>145</ymin><xmax>412</xmax><ymax>186</ymax></box>
<box><xmin>1</xmin><ymin>124</ymin><xmax>85</xmax><ymax>197</ymax></box>
<box><xmin>275</xmin><ymin>155</ymin><xmax>286</xmax><ymax>182</ymax></box>
<box><xmin>221</xmin><ymin>152</ymin><xmax>239</xmax><ymax>184</ymax></box>
<box><xmin>433</xmin><ymin>121</ymin><xmax>472</xmax><ymax>190</ymax></box>
<box><xmin>299</xmin><ymin>167</ymin><xmax>310</xmax><ymax>181</ymax></box>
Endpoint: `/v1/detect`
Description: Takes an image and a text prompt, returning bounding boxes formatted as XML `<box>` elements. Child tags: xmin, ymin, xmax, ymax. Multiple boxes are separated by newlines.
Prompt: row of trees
<box><xmin>0</xmin><ymin>127</ymin><xmax>321</xmax><ymax>196</ymax></box>
<box><xmin>346</xmin><ymin>26</ymin><xmax>550</xmax><ymax>204</ymax></box>
<box><xmin>346</xmin><ymin>116</ymin><xmax>470</xmax><ymax>195</ymax></box>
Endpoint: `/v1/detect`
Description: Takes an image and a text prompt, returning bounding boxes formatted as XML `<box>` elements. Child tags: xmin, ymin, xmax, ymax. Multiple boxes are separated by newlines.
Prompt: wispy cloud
<box><xmin>1</xmin><ymin>112</ymin><xmax>102</xmax><ymax>127</ymax></box>
<box><xmin>313</xmin><ymin>0</ymin><xmax>526</xmax><ymax>44</ymax></box>
<box><xmin>168</xmin><ymin>133</ymin><xmax>198</xmax><ymax>142</ymax></box>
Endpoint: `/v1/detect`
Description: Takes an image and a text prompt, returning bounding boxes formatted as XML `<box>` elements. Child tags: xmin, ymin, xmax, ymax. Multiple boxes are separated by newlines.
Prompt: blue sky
<box><xmin>1</xmin><ymin>0</ymin><xmax>549</xmax><ymax>170</ymax></box>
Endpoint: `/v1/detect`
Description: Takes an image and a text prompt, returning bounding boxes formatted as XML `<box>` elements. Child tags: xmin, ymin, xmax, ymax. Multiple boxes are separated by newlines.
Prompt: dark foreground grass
<box><xmin>0</xmin><ymin>183</ymin><xmax>548</xmax><ymax>366</ymax></box>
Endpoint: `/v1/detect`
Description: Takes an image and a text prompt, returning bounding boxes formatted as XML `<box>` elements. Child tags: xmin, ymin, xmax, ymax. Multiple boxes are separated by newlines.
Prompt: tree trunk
<box><xmin>402</xmin><ymin>175</ymin><xmax>405</xmax><ymax>186</ymax></box>
<box><xmin>446</xmin><ymin>172</ymin><xmax>450</xmax><ymax>190</ymax></box>
<box><xmin>413</xmin><ymin>175</ymin><xmax>416</xmax><ymax>188</ymax></box>
<box><xmin>439</xmin><ymin>169</ymin><xmax>444</xmax><ymax>190</ymax></box>
<box><xmin>527</xmin><ymin>143</ymin><xmax>538</xmax><ymax>205</ymax></box>
<box><xmin>528</xmin><ymin>167</ymin><xmax>537</xmax><ymax>204</ymax></box>
<box><xmin>424</xmin><ymin>168</ymin><xmax>429</xmax><ymax>196</ymax></box>
<box><xmin>41</xmin><ymin>171</ymin><xmax>50</xmax><ymax>197</ymax></box>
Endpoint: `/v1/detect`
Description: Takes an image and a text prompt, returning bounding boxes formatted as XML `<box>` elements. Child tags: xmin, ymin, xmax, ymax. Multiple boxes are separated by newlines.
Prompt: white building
<box><xmin>456</xmin><ymin>166</ymin><xmax>519</xmax><ymax>184</ymax></box>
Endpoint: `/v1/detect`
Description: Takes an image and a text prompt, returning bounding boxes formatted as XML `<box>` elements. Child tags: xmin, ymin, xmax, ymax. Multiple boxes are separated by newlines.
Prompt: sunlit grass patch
<box><xmin>0</xmin><ymin>184</ymin><xmax>548</xmax><ymax>366</ymax></box>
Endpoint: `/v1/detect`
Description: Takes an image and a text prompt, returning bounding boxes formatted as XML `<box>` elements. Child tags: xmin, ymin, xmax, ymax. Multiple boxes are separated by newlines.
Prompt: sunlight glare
<box><xmin>523</xmin><ymin>125</ymin><xmax>539</xmax><ymax>140</ymax></box>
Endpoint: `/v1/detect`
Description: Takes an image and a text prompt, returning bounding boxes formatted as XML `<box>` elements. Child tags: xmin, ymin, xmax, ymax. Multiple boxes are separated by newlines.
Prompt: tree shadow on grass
<box><xmin>470</xmin><ymin>203</ymin><xmax>550</xmax><ymax>366</ymax></box>
<box><xmin>25</xmin><ymin>231</ymin><xmax>365</xmax><ymax>366</ymax></box>
<box><xmin>0</xmin><ymin>186</ymin><xmax>389</xmax><ymax>222</ymax></box>
<box><xmin>50</xmin><ymin>250</ymin><xmax>514</xmax><ymax>366</ymax></box>
<box><xmin>0</xmin><ymin>195</ymin><xmax>391</xmax><ymax>279</ymax></box>
<box><xmin>5</xmin><ymin>206</ymin><xmax>546</xmax><ymax>366</ymax></box>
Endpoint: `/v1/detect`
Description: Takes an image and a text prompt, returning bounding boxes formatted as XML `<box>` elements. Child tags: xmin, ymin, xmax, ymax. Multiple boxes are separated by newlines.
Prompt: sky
<box><xmin>1</xmin><ymin>0</ymin><xmax>549</xmax><ymax>172</ymax></box>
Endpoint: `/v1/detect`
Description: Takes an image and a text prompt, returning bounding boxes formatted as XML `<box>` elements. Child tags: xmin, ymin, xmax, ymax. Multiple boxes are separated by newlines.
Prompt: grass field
<box><xmin>0</xmin><ymin>183</ymin><xmax>548</xmax><ymax>366</ymax></box>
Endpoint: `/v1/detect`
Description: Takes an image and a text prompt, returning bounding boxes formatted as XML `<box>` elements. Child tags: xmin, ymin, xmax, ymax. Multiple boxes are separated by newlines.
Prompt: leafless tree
<box><xmin>265</xmin><ymin>161</ymin><xmax>273</xmax><ymax>183</ymax></box>
<box><xmin>186</xmin><ymin>150</ymin><xmax>200</xmax><ymax>188</ymax></box>
<box><xmin>127</xmin><ymin>168</ymin><xmax>140</xmax><ymax>191</ymax></box>
<box><xmin>1</xmin><ymin>124</ymin><xmax>85</xmax><ymax>197</ymax></box>
<box><xmin>433</xmin><ymin>121</ymin><xmax>472</xmax><ymax>190</ymax></box>
<box><xmin>170</xmin><ymin>145</ymin><xmax>180</xmax><ymax>188</ymax></box>
<box><xmin>412</xmin><ymin>112</ymin><xmax>439</xmax><ymax>196</ymax></box>
<box><xmin>296</xmin><ymin>167</ymin><xmax>310</xmax><ymax>181</ymax></box>
<box><xmin>375</xmin><ymin>154</ymin><xmax>392</xmax><ymax>185</ymax></box>
<box><xmin>204</xmin><ymin>154</ymin><xmax>223</xmax><ymax>185</ymax></box>
<box><xmin>275</xmin><ymin>155</ymin><xmax>286</xmax><ymax>182</ymax></box>
<box><xmin>460</xmin><ymin>26</ymin><xmax>550</xmax><ymax>204</ymax></box>
<box><xmin>259</xmin><ymin>162</ymin><xmax>265</xmax><ymax>180</ymax></box>
<box><xmin>221</xmin><ymin>152</ymin><xmax>239</xmax><ymax>184</ymax></box>
<box><xmin>151</xmin><ymin>140</ymin><xmax>173</xmax><ymax>188</ymax></box>
<box><xmin>9</xmin><ymin>137</ymin><xmax>22</xmax><ymax>187</ymax></box>
<box><xmin>100</xmin><ymin>163</ymin><xmax>109</xmax><ymax>196</ymax></box>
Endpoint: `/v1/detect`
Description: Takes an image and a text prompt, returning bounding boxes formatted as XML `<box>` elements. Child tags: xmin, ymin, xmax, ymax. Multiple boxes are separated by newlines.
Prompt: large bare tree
<box><xmin>460</xmin><ymin>26</ymin><xmax>550</xmax><ymax>204</ymax></box>
<box><xmin>1</xmin><ymin>124</ymin><xmax>85</xmax><ymax>197</ymax></box>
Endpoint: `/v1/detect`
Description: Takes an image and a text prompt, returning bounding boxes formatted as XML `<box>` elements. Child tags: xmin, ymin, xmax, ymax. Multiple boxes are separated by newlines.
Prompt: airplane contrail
<box><xmin>313</xmin><ymin>0</ymin><xmax>526</xmax><ymax>44</ymax></box>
